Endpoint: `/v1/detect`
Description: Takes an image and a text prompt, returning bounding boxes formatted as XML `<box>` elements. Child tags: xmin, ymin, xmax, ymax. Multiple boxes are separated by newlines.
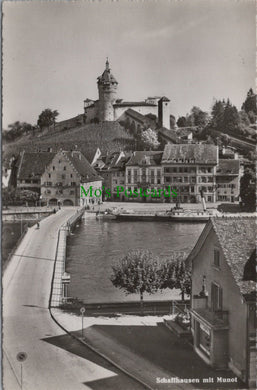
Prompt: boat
<box><xmin>115</xmin><ymin>210</ymin><xmax>215</xmax><ymax>222</ymax></box>
<box><xmin>96</xmin><ymin>211</ymin><xmax>117</xmax><ymax>220</ymax></box>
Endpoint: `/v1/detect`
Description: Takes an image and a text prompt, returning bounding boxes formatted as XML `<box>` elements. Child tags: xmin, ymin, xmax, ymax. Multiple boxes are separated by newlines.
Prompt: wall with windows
<box><xmin>191</xmin><ymin>229</ymin><xmax>247</xmax><ymax>381</ymax></box>
<box><xmin>162</xmin><ymin>164</ymin><xmax>216</xmax><ymax>203</ymax></box>
<box><xmin>125</xmin><ymin>165</ymin><xmax>163</xmax><ymax>202</ymax></box>
<box><xmin>216</xmin><ymin>175</ymin><xmax>240</xmax><ymax>202</ymax></box>
<box><xmin>41</xmin><ymin>152</ymin><xmax>80</xmax><ymax>206</ymax></box>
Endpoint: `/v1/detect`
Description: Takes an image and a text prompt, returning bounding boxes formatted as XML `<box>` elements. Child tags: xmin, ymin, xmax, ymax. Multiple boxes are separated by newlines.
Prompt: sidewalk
<box><xmin>52</xmin><ymin>309</ymin><xmax>246</xmax><ymax>390</ymax></box>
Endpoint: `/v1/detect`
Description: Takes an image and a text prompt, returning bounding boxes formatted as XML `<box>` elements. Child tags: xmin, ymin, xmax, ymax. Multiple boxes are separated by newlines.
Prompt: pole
<box><xmin>21</xmin><ymin>215</ymin><xmax>22</xmax><ymax>236</ymax></box>
<box><xmin>81</xmin><ymin>313</ymin><xmax>84</xmax><ymax>338</ymax></box>
<box><xmin>20</xmin><ymin>364</ymin><xmax>23</xmax><ymax>389</ymax></box>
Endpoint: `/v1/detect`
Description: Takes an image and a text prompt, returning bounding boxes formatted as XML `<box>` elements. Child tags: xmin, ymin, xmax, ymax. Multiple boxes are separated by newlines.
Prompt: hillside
<box><xmin>3</xmin><ymin>122</ymin><xmax>134</xmax><ymax>164</ymax></box>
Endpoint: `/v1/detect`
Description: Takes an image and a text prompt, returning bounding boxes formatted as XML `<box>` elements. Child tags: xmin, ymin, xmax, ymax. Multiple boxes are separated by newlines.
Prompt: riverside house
<box><xmin>40</xmin><ymin>150</ymin><xmax>102</xmax><ymax>206</ymax></box>
<box><xmin>216</xmin><ymin>159</ymin><xmax>241</xmax><ymax>202</ymax></box>
<box><xmin>125</xmin><ymin>151</ymin><xmax>164</xmax><ymax>202</ymax></box>
<box><xmin>187</xmin><ymin>217</ymin><xmax>256</xmax><ymax>388</ymax></box>
<box><xmin>161</xmin><ymin>144</ymin><xmax>218</xmax><ymax>203</ymax></box>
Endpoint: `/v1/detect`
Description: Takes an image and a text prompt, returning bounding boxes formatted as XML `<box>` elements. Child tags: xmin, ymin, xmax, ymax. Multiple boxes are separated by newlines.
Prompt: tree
<box><xmin>177</xmin><ymin>116</ymin><xmax>187</xmax><ymax>128</ymax></box>
<box><xmin>211</xmin><ymin>99</ymin><xmax>226</xmax><ymax>129</ymax></box>
<box><xmin>160</xmin><ymin>257</ymin><xmax>191</xmax><ymax>301</ymax></box>
<box><xmin>241</xmin><ymin>88</ymin><xmax>256</xmax><ymax>115</ymax></box>
<box><xmin>37</xmin><ymin>109</ymin><xmax>59</xmax><ymax>130</ymax></box>
<box><xmin>190</xmin><ymin>106</ymin><xmax>209</xmax><ymax>128</ymax></box>
<box><xmin>110</xmin><ymin>249</ymin><xmax>162</xmax><ymax>311</ymax></box>
<box><xmin>140</xmin><ymin>128</ymin><xmax>160</xmax><ymax>150</ymax></box>
<box><xmin>3</xmin><ymin>121</ymin><xmax>34</xmax><ymax>142</ymax></box>
<box><xmin>223</xmin><ymin>100</ymin><xmax>241</xmax><ymax>133</ymax></box>
<box><xmin>170</xmin><ymin>115</ymin><xmax>176</xmax><ymax>129</ymax></box>
<box><xmin>240</xmin><ymin>168</ymin><xmax>256</xmax><ymax>211</ymax></box>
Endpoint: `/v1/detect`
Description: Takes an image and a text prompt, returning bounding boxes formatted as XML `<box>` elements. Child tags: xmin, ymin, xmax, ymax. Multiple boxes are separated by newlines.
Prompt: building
<box><xmin>125</xmin><ymin>151</ymin><xmax>163</xmax><ymax>202</ymax></box>
<box><xmin>16</xmin><ymin>151</ymin><xmax>55</xmax><ymax>194</ymax></box>
<box><xmin>161</xmin><ymin>144</ymin><xmax>218</xmax><ymax>203</ymax></box>
<box><xmin>41</xmin><ymin>150</ymin><xmax>102</xmax><ymax>206</ymax></box>
<box><xmin>84</xmin><ymin>59</ymin><xmax>171</xmax><ymax>129</ymax></box>
<box><xmin>216</xmin><ymin>159</ymin><xmax>240</xmax><ymax>202</ymax></box>
<box><xmin>93</xmin><ymin>151</ymin><xmax>132</xmax><ymax>201</ymax></box>
<box><xmin>187</xmin><ymin>217</ymin><xmax>256</xmax><ymax>388</ymax></box>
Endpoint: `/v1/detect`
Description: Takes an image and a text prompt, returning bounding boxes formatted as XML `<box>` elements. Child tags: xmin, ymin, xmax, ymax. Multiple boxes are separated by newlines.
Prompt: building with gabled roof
<box><xmin>40</xmin><ymin>149</ymin><xmax>102</xmax><ymax>206</ymax></box>
<box><xmin>187</xmin><ymin>217</ymin><xmax>256</xmax><ymax>388</ymax></box>
<box><xmin>16</xmin><ymin>151</ymin><xmax>56</xmax><ymax>193</ymax></box>
<box><xmin>216</xmin><ymin>159</ymin><xmax>241</xmax><ymax>202</ymax></box>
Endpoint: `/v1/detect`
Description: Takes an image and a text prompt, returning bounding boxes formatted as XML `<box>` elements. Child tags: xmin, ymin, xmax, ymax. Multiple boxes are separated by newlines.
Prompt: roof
<box><xmin>211</xmin><ymin>217</ymin><xmax>256</xmax><ymax>296</ymax></box>
<box><xmin>187</xmin><ymin>217</ymin><xmax>256</xmax><ymax>297</ymax></box>
<box><xmin>216</xmin><ymin>159</ymin><xmax>240</xmax><ymax>175</ymax></box>
<box><xmin>162</xmin><ymin>144</ymin><xmax>218</xmax><ymax>164</ymax></box>
<box><xmin>176</xmin><ymin>128</ymin><xmax>193</xmax><ymax>138</ymax></box>
<box><xmin>97</xmin><ymin>59</ymin><xmax>118</xmax><ymax>85</ymax></box>
<box><xmin>159</xmin><ymin>96</ymin><xmax>170</xmax><ymax>102</ymax></box>
<box><xmin>17</xmin><ymin>151</ymin><xmax>55</xmax><ymax>179</ymax></box>
<box><xmin>113</xmin><ymin>101</ymin><xmax>156</xmax><ymax>107</ymax></box>
<box><xmin>126</xmin><ymin>151</ymin><xmax>163</xmax><ymax>167</ymax></box>
<box><xmin>65</xmin><ymin>151</ymin><xmax>102</xmax><ymax>182</ymax></box>
<box><xmin>158</xmin><ymin>127</ymin><xmax>178</xmax><ymax>143</ymax></box>
<box><xmin>124</xmin><ymin>109</ymin><xmax>149</xmax><ymax>124</ymax></box>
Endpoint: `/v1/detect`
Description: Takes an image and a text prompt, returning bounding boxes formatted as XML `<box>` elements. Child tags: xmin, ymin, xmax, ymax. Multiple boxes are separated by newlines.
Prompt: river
<box><xmin>66</xmin><ymin>213</ymin><xmax>205</xmax><ymax>303</ymax></box>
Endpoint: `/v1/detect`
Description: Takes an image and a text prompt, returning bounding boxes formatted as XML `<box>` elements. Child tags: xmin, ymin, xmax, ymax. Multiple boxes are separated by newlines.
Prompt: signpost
<box><xmin>16</xmin><ymin>352</ymin><xmax>27</xmax><ymax>389</ymax></box>
<box><xmin>80</xmin><ymin>307</ymin><xmax>86</xmax><ymax>338</ymax></box>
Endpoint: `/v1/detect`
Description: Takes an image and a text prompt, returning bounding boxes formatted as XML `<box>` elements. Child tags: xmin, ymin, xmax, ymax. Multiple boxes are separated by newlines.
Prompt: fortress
<box><xmin>83</xmin><ymin>59</ymin><xmax>171</xmax><ymax>129</ymax></box>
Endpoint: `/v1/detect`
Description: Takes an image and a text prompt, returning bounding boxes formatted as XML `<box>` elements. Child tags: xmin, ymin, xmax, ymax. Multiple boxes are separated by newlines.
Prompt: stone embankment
<box><xmin>50</xmin><ymin>208</ymin><xmax>85</xmax><ymax>307</ymax></box>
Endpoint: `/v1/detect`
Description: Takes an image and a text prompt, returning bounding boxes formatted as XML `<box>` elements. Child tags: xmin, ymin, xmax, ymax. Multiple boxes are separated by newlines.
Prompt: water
<box><xmin>66</xmin><ymin>214</ymin><xmax>205</xmax><ymax>303</ymax></box>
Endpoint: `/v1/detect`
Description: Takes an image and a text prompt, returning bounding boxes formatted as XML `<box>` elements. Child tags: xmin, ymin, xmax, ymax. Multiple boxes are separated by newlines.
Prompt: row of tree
<box><xmin>176</xmin><ymin>88</ymin><xmax>256</xmax><ymax>137</ymax></box>
<box><xmin>110</xmin><ymin>249</ymin><xmax>191</xmax><ymax>311</ymax></box>
<box><xmin>3</xmin><ymin>109</ymin><xmax>59</xmax><ymax>142</ymax></box>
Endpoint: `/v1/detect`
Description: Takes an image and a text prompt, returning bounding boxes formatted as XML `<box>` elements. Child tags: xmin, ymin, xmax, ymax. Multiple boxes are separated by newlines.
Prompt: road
<box><xmin>3</xmin><ymin>208</ymin><xmax>145</xmax><ymax>390</ymax></box>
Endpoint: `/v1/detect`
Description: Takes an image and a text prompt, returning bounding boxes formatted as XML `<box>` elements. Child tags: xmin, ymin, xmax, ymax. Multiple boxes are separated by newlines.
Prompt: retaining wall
<box><xmin>50</xmin><ymin>208</ymin><xmax>84</xmax><ymax>307</ymax></box>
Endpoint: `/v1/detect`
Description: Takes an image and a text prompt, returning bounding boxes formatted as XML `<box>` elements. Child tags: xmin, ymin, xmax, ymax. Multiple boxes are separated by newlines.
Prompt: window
<box><xmin>214</xmin><ymin>249</ymin><xmax>220</xmax><ymax>268</ymax></box>
<box><xmin>53</xmin><ymin>166</ymin><xmax>55</xmax><ymax>171</ymax></box>
<box><xmin>211</xmin><ymin>283</ymin><xmax>223</xmax><ymax>311</ymax></box>
<box><xmin>70</xmin><ymin>174</ymin><xmax>73</xmax><ymax>178</ymax></box>
<box><xmin>70</xmin><ymin>190</ymin><xmax>74</xmax><ymax>195</ymax></box>
<box><xmin>63</xmin><ymin>166</ymin><xmax>66</xmax><ymax>171</ymax></box>
<box><xmin>48</xmin><ymin>173</ymin><xmax>51</xmax><ymax>178</ymax></box>
<box><xmin>62</xmin><ymin>174</ymin><xmax>66</xmax><ymax>179</ymax></box>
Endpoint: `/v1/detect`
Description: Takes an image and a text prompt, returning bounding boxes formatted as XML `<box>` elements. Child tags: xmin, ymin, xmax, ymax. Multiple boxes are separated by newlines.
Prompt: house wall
<box><xmin>41</xmin><ymin>152</ymin><xmax>80</xmax><ymax>206</ymax></box>
<box><xmin>84</xmin><ymin>103</ymin><xmax>98</xmax><ymax>123</ymax></box>
<box><xmin>162</xmin><ymin>164</ymin><xmax>216</xmax><ymax>203</ymax></box>
<box><xmin>80</xmin><ymin>179</ymin><xmax>103</xmax><ymax>207</ymax></box>
<box><xmin>216</xmin><ymin>175</ymin><xmax>240</xmax><ymax>202</ymax></box>
<box><xmin>191</xmin><ymin>229</ymin><xmax>247</xmax><ymax>381</ymax></box>
<box><xmin>125</xmin><ymin>165</ymin><xmax>164</xmax><ymax>202</ymax></box>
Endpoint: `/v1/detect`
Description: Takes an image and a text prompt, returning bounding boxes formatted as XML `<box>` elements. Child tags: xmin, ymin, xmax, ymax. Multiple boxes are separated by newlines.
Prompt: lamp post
<box><xmin>80</xmin><ymin>307</ymin><xmax>86</xmax><ymax>338</ymax></box>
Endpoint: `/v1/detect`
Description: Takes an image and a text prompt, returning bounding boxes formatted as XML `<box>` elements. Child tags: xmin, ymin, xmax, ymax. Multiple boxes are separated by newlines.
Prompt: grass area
<box><xmin>3</xmin><ymin>122</ymin><xmax>134</xmax><ymax>163</ymax></box>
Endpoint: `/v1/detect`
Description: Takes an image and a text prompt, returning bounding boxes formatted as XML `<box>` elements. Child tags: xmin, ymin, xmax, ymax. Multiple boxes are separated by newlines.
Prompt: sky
<box><xmin>2</xmin><ymin>0</ymin><xmax>256</xmax><ymax>129</ymax></box>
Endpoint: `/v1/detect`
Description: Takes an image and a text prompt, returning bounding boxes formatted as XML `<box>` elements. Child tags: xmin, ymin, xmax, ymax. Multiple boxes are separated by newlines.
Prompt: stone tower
<box><xmin>158</xmin><ymin>97</ymin><xmax>170</xmax><ymax>129</ymax></box>
<box><xmin>97</xmin><ymin>59</ymin><xmax>118</xmax><ymax>121</ymax></box>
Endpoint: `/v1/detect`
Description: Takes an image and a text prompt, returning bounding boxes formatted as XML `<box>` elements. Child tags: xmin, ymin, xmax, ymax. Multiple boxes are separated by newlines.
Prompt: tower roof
<box><xmin>97</xmin><ymin>59</ymin><xmax>118</xmax><ymax>85</ymax></box>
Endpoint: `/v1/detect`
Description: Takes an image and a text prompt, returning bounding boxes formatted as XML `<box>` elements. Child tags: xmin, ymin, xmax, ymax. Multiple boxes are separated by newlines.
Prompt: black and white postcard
<box><xmin>2</xmin><ymin>1</ymin><xmax>256</xmax><ymax>389</ymax></box>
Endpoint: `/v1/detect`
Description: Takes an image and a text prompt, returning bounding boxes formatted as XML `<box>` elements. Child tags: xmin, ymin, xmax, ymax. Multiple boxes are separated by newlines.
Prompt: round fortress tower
<box><xmin>97</xmin><ymin>59</ymin><xmax>118</xmax><ymax>121</ymax></box>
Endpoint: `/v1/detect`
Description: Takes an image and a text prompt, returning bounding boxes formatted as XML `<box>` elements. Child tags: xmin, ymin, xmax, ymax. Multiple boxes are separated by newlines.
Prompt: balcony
<box><xmin>191</xmin><ymin>307</ymin><xmax>229</xmax><ymax>329</ymax></box>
